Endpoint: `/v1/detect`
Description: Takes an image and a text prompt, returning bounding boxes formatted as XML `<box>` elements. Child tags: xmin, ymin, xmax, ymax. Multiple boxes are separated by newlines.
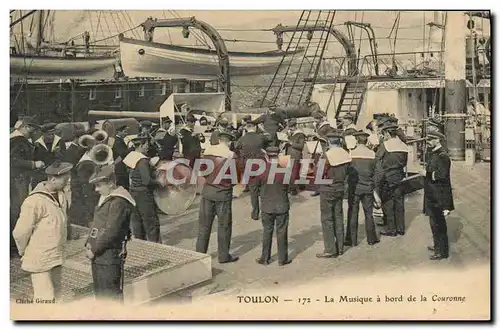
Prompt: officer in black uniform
<box><xmin>10</xmin><ymin>117</ymin><xmax>42</xmax><ymax>256</ymax></box>
<box><xmin>255</xmin><ymin>146</ymin><xmax>292</xmax><ymax>266</ymax></box>
<box><xmin>157</xmin><ymin>117</ymin><xmax>178</xmax><ymax>161</ymax></box>
<box><xmin>86</xmin><ymin>165</ymin><xmax>135</xmax><ymax>302</ymax></box>
<box><xmin>285</xmin><ymin>118</ymin><xmax>306</xmax><ymax>195</ymax></box>
<box><xmin>196</xmin><ymin>131</ymin><xmax>239</xmax><ymax>264</ymax></box>
<box><xmin>317</xmin><ymin>130</ymin><xmax>351</xmax><ymax>258</ymax></box>
<box><xmin>421</xmin><ymin>131</ymin><xmax>454</xmax><ymax>260</ymax></box>
<box><xmin>112</xmin><ymin>125</ymin><xmax>130</xmax><ymax>190</ymax></box>
<box><xmin>180</xmin><ymin>114</ymin><xmax>202</xmax><ymax>168</ymax></box>
<box><xmin>346</xmin><ymin>131</ymin><xmax>379</xmax><ymax>246</ymax></box>
<box><xmin>234</xmin><ymin>120</ymin><xmax>268</xmax><ymax>220</ymax></box>
<box><xmin>124</xmin><ymin>136</ymin><xmax>161</xmax><ymax>243</ymax></box>
<box><xmin>374</xmin><ymin>122</ymin><xmax>409</xmax><ymax>237</ymax></box>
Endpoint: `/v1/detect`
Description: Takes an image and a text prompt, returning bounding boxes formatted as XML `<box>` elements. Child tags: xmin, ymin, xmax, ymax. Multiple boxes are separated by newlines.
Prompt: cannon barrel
<box><xmin>101</xmin><ymin>118</ymin><xmax>141</xmax><ymax>137</ymax></box>
<box><xmin>88</xmin><ymin>110</ymin><xmax>161</xmax><ymax>121</ymax></box>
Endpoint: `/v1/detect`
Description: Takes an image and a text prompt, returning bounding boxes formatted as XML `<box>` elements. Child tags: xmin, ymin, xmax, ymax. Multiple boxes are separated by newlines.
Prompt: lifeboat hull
<box><xmin>10</xmin><ymin>55</ymin><xmax>117</xmax><ymax>79</ymax></box>
<box><xmin>119</xmin><ymin>37</ymin><xmax>303</xmax><ymax>79</ymax></box>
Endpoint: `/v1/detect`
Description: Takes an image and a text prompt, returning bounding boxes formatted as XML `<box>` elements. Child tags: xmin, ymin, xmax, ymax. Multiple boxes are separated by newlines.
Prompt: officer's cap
<box><xmin>45</xmin><ymin>160</ymin><xmax>73</xmax><ymax>176</ymax></box>
<box><xmin>89</xmin><ymin>165</ymin><xmax>115</xmax><ymax>184</ymax></box>
<box><xmin>427</xmin><ymin>131</ymin><xmax>445</xmax><ymax>140</ymax></box>
<box><xmin>21</xmin><ymin>116</ymin><xmax>41</xmax><ymax>129</ymax></box>
<box><xmin>140</xmin><ymin>120</ymin><xmax>153</xmax><ymax>128</ymax></box>
<box><xmin>353</xmin><ymin>130</ymin><xmax>370</xmax><ymax>137</ymax></box>
<box><xmin>218</xmin><ymin>131</ymin><xmax>235</xmax><ymax>141</ymax></box>
<box><xmin>266</xmin><ymin>146</ymin><xmax>280</xmax><ymax>156</ymax></box>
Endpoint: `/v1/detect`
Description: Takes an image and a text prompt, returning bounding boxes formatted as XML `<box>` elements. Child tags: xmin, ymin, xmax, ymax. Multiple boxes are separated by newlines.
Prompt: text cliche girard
<box><xmin>236</xmin><ymin>294</ymin><xmax>467</xmax><ymax>305</ymax></box>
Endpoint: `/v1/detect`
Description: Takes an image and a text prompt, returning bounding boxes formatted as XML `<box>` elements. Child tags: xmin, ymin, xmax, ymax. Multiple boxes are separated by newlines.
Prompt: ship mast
<box><xmin>443</xmin><ymin>11</ymin><xmax>467</xmax><ymax>160</ymax></box>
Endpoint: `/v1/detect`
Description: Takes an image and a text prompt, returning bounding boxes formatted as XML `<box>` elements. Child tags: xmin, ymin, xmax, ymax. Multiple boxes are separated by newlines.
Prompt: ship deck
<box><xmin>155</xmin><ymin>161</ymin><xmax>491</xmax><ymax>301</ymax></box>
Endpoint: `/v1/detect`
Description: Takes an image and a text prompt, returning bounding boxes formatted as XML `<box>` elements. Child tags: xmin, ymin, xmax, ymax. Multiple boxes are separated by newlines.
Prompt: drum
<box><xmin>153</xmin><ymin>160</ymin><xmax>204</xmax><ymax>215</ymax></box>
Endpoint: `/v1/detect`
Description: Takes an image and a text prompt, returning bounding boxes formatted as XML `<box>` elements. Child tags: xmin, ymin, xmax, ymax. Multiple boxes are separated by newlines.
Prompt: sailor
<box><xmin>210</xmin><ymin>117</ymin><xmax>230</xmax><ymax>145</ymax></box>
<box><xmin>62</xmin><ymin>128</ymin><xmax>86</xmax><ymax>166</ymax></box>
<box><xmin>155</xmin><ymin>117</ymin><xmax>178</xmax><ymax>161</ymax></box>
<box><xmin>32</xmin><ymin>123</ymin><xmax>66</xmax><ymax>187</ymax></box>
<box><xmin>316</xmin><ymin>130</ymin><xmax>351</xmax><ymax>258</ymax></box>
<box><xmin>196</xmin><ymin>131</ymin><xmax>239</xmax><ymax>264</ymax></box>
<box><xmin>112</xmin><ymin>124</ymin><xmax>131</xmax><ymax>190</ymax></box>
<box><xmin>374</xmin><ymin>122</ymin><xmax>409</xmax><ymax>237</ymax></box>
<box><xmin>342</xmin><ymin>113</ymin><xmax>358</xmax><ymax>151</ymax></box>
<box><xmin>13</xmin><ymin>161</ymin><xmax>72</xmax><ymax>302</ymax></box>
<box><xmin>10</xmin><ymin>117</ymin><xmax>42</xmax><ymax>256</ymax></box>
<box><xmin>253</xmin><ymin>107</ymin><xmax>286</xmax><ymax>147</ymax></box>
<box><xmin>420</xmin><ymin>131</ymin><xmax>454</xmax><ymax>260</ymax></box>
<box><xmin>85</xmin><ymin>165</ymin><xmax>135</xmax><ymax>302</ymax></box>
<box><xmin>285</xmin><ymin>118</ymin><xmax>306</xmax><ymax>196</ymax></box>
<box><xmin>123</xmin><ymin>136</ymin><xmax>161</xmax><ymax>243</ymax></box>
<box><xmin>73</xmin><ymin>134</ymin><xmax>99</xmax><ymax>227</ymax></box>
<box><xmin>234</xmin><ymin>120</ymin><xmax>268</xmax><ymax>220</ymax></box>
<box><xmin>255</xmin><ymin>146</ymin><xmax>292</xmax><ymax>266</ymax></box>
<box><xmin>138</xmin><ymin>120</ymin><xmax>158</xmax><ymax>158</ymax></box>
<box><xmin>310</xmin><ymin>111</ymin><xmax>333</xmax><ymax>197</ymax></box>
<box><xmin>426</xmin><ymin>117</ymin><xmax>445</xmax><ymax>134</ymax></box>
<box><xmin>180</xmin><ymin>114</ymin><xmax>202</xmax><ymax>168</ymax></box>
<box><xmin>365</xmin><ymin>120</ymin><xmax>381</xmax><ymax>151</ymax></box>
<box><xmin>377</xmin><ymin>115</ymin><xmax>408</xmax><ymax>143</ymax></box>
<box><xmin>237</xmin><ymin>115</ymin><xmax>252</xmax><ymax>139</ymax></box>
<box><xmin>345</xmin><ymin>131</ymin><xmax>379</xmax><ymax>246</ymax></box>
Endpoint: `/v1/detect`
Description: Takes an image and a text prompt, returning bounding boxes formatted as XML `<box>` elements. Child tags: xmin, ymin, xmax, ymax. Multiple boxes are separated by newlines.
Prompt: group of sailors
<box><xmin>10</xmin><ymin>106</ymin><xmax>455</xmax><ymax>303</ymax></box>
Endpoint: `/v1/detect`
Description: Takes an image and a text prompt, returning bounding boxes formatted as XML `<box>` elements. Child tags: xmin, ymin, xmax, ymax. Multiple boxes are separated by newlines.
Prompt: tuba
<box><xmin>92</xmin><ymin>130</ymin><xmax>109</xmax><ymax>145</ymax></box>
<box><xmin>89</xmin><ymin>143</ymin><xmax>114</xmax><ymax>166</ymax></box>
<box><xmin>78</xmin><ymin>134</ymin><xmax>96</xmax><ymax>150</ymax></box>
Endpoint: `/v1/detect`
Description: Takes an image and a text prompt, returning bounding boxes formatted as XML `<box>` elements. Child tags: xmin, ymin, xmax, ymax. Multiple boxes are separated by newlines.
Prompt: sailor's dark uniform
<box><xmin>196</xmin><ymin>143</ymin><xmax>238</xmax><ymax>263</ymax></box>
<box><xmin>256</xmin><ymin>154</ymin><xmax>291</xmax><ymax>265</ymax></box>
<box><xmin>180</xmin><ymin>127</ymin><xmax>202</xmax><ymax>168</ymax></box>
<box><xmin>423</xmin><ymin>144</ymin><xmax>454</xmax><ymax>258</ymax></box>
<box><xmin>374</xmin><ymin>136</ymin><xmax>409</xmax><ymax>236</ymax></box>
<box><xmin>158</xmin><ymin>129</ymin><xmax>178</xmax><ymax>161</ymax></box>
<box><xmin>123</xmin><ymin>151</ymin><xmax>161</xmax><ymax>243</ymax></box>
<box><xmin>286</xmin><ymin>129</ymin><xmax>306</xmax><ymax>194</ymax></box>
<box><xmin>234</xmin><ymin>131</ymin><xmax>268</xmax><ymax>220</ymax></box>
<box><xmin>318</xmin><ymin>146</ymin><xmax>351</xmax><ymax>256</ymax></box>
<box><xmin>346</xmin><ymin>144</ymin><xmax>378</xmax><ymax>245</ymax></box>
<box><xmin>73</xmin><ymin>153</ymin><xmax>99</xmax><ymax>227</ymax></box>
<box><xmin>10</xmin><ymin>130</ymin><xmax>35</xmax><ymax>256</ymax></box>
<box><xmin>112</xmin><ymin>135</ymin><xmax>130</xmax><ymax>189</ymax></box>
<box><xmin>254</xmin><ymin>112</ymin><xmax>285</xmax><ymax>147</ymax></box>
<box><xmin>87</xmin><ymin>181</ymin><xmax>135</xmax><ymax>302</ymax></box>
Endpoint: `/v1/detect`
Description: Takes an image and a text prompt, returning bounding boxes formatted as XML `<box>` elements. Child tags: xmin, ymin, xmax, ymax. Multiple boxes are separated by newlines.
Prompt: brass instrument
<box><xmin>88</xmin><ymin>143</ymin><xmax>114</xmax><ymax>166</ymax></box>
<box><xmin>92</xmin><ymin>130</ymin><xmax>109</xmax><ymax>145</ymax></box>
<box><xmin>78</xmin><ymin>134</ymin><xmax>96</xmax><ymax>150</ymax></box>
